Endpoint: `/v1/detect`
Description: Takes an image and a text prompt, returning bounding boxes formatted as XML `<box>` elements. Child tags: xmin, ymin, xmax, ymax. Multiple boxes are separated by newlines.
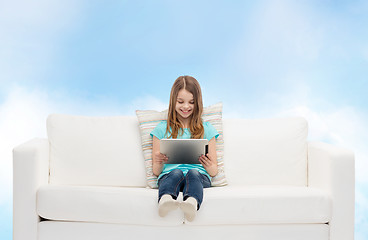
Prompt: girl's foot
<box><xmin>158</xmin><ymin>194</ymin><xmax>179</xmax><ymax>217</ymax></box>
<box><xmin>180</xmin><ymin>197</ymin><xmax>197</xmax><ymax>222</ymax></box>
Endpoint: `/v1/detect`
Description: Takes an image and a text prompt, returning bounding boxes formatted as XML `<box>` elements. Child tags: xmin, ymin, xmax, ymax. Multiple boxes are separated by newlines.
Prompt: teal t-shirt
<box><xmin>150</xmin><ymin>121</ymin><xmax>219</xmax><ymax>181</ymax></box>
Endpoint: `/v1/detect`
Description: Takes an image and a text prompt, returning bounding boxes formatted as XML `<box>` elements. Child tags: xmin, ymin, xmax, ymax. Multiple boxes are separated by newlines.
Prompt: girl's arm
<box><xmin>152</xmin><ymin>136</ymin><xmax>168</xmax><ymax>176</ymax></box>
<box><xmin>198</xmin><ymin>137</ymin><xmax>218</xmax><ymax>177</ymax></box>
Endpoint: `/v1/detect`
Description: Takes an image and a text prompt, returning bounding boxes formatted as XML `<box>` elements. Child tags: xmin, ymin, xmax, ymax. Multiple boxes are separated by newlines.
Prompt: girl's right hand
<box><xmin>153</xmin><ymin>151</ymin><xmax>168</xmax><ymax>165</ymax></box>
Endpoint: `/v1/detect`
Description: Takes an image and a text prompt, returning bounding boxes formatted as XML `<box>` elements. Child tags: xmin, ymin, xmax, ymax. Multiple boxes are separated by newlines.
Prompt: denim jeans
<box><xmin>158</xmin><ymin>169</ymin><xmax>211</xmax><ymax>210</ymax></box>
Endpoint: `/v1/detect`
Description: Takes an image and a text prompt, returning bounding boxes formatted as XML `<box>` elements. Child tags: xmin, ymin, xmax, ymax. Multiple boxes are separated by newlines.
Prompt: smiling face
<box><xmin>175</xmin><ymin>88</ymin><xmax>195</xmax><ymax>125</ymax></box>
<box><xmin>167</xmin><ymin>76</ymin><xmax>204</xmax><ymax>138</ymax></box>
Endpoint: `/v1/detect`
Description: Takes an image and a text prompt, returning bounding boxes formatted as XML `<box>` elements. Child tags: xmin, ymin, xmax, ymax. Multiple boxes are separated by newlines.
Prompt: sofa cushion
<box><xmin>136</xmin><ymin>102</ymin><xmax>227</xmax><ymax>188</ymax></box>
<box><xmin>37</xmin><ymin>185</ymin><xmax>183</xmax><ymax>226</ymax></box>
<box><xmin>187</xmin><ymin>186</ymin><xmax>332</xmax><ymax>225</ymax></box>
<box><xmin>37</xmin><ymin>185</ymin><xmax>331</xmax><ymax>226</ymax></box>
<box><xmin>223</xmin><ymin>117</ymin><xmax>308</xmax><ymax>186</ymax></box>
<box><xmin>47</xmin><ymin>115</ymin><xmax>146</xmax><ymax>187</ymax></box>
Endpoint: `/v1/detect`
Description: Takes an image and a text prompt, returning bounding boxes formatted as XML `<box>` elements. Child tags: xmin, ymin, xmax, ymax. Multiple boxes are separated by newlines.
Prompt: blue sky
<box><xmin>1</xmin><ymin>0</ymin><xmax>368</xmax><ymax>239</ymax></box>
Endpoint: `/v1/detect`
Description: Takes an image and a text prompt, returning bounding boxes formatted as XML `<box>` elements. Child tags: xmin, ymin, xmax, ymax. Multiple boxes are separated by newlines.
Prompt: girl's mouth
<box><xmin>181</xmin><ymin>109</ymin><xmax>191</xmax><ymax>114</ymax></box>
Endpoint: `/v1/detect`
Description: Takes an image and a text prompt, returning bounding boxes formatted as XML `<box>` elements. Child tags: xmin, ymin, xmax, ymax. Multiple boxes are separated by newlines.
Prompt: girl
<box><xmin>150</xmin><ymin>76</ymin><xmax>219</xmax><ymax>222</ymax></box>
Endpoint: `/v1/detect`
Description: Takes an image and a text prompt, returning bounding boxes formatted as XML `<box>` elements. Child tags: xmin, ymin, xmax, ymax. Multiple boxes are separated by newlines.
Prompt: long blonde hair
<box><xmin>166</xmin><ymin>76</ymin><xmax>204</xmax><ymax>139</ymax></box>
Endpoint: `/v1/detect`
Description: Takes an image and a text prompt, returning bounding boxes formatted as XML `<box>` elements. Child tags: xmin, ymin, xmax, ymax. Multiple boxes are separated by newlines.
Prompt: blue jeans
<box><xmin>158</xmin><ymin>169</ymin><xmax>211</xmax><ymax>210</ymax></box>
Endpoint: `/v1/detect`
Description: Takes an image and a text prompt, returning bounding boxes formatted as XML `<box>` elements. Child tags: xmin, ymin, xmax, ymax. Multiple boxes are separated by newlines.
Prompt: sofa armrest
<box><xmin>13</xmin><ymin>138</ymin><xmax>49</xmax><ymax>240</ymax></box>
<box><xmin>308</xmin><ymin>141</ymin><xmax>354</xmax><ymax>240</ymax></box>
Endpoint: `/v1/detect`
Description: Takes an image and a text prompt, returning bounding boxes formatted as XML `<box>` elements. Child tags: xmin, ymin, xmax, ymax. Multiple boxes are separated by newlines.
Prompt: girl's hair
<box><xmin>166</xmin><ymin>76</ymin><xmax>204</xmax><ymax>139</ymax></box>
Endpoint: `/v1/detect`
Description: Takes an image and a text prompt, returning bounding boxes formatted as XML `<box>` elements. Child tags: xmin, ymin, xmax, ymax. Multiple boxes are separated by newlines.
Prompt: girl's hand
<box><xmin>153</xmin><ymin>151</ymin><xmax>168</xmax><ymax>165</ymax></box>
<box><xmin>198</xmin><ymin>153</ymin><xmax>218</xmax><ymax>177</ymax></box>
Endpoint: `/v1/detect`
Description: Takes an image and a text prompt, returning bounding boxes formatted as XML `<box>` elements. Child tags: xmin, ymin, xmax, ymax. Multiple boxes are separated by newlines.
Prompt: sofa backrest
<box><xmin>47</xmin><ymin>114</ymin><xmax>308</xmax><ymax>187</ymax></box>
<box><xmin>47</xmin><ymin>114</ymin><xmax>146</xmax><ymax>187</ymax></box>
<box><xmin>223</xmin><ymin>117</ymin><xmax>308</xmax><ymax>186</ymax></box>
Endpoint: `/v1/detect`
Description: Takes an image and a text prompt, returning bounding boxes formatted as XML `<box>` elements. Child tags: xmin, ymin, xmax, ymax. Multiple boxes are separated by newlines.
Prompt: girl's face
<box><xmin>175</xmin><ymin>88</ymin><xmax>195</xmax><ymax>122</ymax></box>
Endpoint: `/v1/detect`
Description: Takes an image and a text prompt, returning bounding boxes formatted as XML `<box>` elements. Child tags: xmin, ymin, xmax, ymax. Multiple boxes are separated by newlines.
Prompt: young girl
<box><xmin>150</xmin><ymin>76</ymin><xmax>219</xmax><ymax>222</ymax></box>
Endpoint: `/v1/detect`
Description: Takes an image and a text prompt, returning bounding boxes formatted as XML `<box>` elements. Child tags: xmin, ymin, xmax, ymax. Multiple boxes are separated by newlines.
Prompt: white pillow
<box><xmin>136</xmin><ymin>102</ymin><xmax>227</xmax><ymax>188</ymax></box>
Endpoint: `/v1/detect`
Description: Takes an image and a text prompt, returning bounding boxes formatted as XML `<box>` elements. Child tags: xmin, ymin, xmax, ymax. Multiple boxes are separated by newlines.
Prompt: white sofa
<box><xmin>13</xmin><ymin>115</ymin><xmax>355</xmax><ymax>240</ymax></box>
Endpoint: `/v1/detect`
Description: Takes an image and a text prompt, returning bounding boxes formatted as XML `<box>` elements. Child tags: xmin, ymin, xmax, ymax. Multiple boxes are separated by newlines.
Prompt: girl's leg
<box><xmin>157</xmin><ymin>169</ymin><xmax>185</xmax><ymax>217</ymax></box>
<box><xmin>181</xmin><ymin>169</ymin><xmax>211</xmax><ymax>222</ymax></box>
<box><xmin>182</xmin><ymin>169</ymin><xmax>211</xmax><ymax>209</ymax></box>
<box><xmin>158</xmin><ymin>169</ymin><xmax>185</xmax><ymax>201</ymax></box>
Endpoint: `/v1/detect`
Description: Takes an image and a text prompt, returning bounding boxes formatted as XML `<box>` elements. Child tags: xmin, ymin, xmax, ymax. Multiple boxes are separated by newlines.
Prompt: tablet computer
<box><xmin>160</xmin><ymin>139</ymin><xmax>209</xmax><ymax>164</ymax></box>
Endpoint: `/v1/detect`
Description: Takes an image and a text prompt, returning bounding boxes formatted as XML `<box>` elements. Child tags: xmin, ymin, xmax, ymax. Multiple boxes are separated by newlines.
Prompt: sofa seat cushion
<box><xmin>37</xmin><ymin>185</ymin><xmax>183</xmax><ymax>226</ymax></box>
<box><xmin>37</xmin><ymin>185</ymin><xmax>331</xmax><ymax>226</ymax></box>
<box><xmin>188</xmin><ymin>186</ymin><xmax>332</xmax><ymax>225</ymax></box>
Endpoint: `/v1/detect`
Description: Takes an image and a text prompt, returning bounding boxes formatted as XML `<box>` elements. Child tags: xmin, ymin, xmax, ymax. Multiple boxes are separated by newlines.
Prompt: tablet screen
<box><xmin>160</xmin><ymin>139</ymin><xmax>208</xmax><ymax>164</ymax></box>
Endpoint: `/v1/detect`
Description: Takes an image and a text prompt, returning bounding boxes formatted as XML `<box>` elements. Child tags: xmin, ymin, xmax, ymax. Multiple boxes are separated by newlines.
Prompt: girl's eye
<box><xmin>177</xmin><ymin>100</ymin><xmax>194</xmax><ymax>104</ymax></box>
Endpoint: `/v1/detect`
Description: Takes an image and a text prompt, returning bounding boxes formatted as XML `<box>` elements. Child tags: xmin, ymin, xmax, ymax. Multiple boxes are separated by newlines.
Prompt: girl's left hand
<box><xmin>198</xmin><ymin>153</ymin><xmax>218</xmax><ymax>177</ymax></box>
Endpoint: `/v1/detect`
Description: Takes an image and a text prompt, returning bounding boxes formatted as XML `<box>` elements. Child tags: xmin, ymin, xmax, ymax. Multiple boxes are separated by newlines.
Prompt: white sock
<box><xmin>158</xmin><ymin>194</ymin><xmax>179</xmax><ymax>217</ymax></box>
<box><xmin>180</xmin><ymin>197</ymin><xmax>197</xmax><ymax>222</ymax></box>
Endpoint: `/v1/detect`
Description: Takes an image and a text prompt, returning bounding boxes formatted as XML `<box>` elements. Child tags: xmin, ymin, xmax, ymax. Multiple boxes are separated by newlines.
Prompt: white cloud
<box><xmin>129</xmin><ymin>95</ymin><xmax>168</xmax><ymax>112</ymax></box>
